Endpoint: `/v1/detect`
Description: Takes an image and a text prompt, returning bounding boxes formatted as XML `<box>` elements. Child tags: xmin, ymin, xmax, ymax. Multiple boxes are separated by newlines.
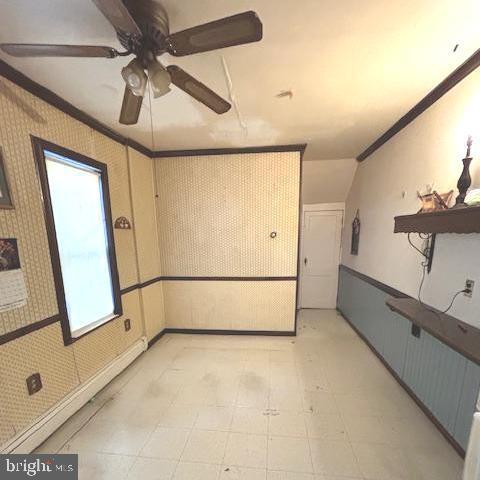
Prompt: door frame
<box><xmin>299</xmin><ymin>202</ymin><xmax>345</xmax><ymax>309</ymax></box>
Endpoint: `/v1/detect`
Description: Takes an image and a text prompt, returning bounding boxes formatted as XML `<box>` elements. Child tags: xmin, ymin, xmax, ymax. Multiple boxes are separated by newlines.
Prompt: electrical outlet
<box><xmin>464</xmin><ymin>280</ymin><xmax>474</xmax><ymax>298</ymax></box>
<box><xmin>124</xmin><ymin>318</ymin><xmax>131</xmax><ymax>332</ymax></box>
<box><xmin>26</xmin><ymin>373</ymin><xmax>42</xmax><ymax>396</ymax></box>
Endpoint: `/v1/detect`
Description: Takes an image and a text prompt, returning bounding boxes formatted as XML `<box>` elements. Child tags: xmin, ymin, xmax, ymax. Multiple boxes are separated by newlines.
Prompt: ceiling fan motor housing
<box><xmin>119</xmin><ymin>0</ymin><xmax>170</xmax><ymax>57</ymax></box>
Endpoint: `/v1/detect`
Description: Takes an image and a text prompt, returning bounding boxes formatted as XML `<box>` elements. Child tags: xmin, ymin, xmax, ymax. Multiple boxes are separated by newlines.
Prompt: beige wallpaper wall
<box><xmin>163</xmin><ymin>280</ymin><xmax>296</xmax><ymax>331</ymax></box>
<box><xmin>128</xmin><ymin>148</ymin><xmax>165</xmax><ymax>340</ymax></box>
<box><xmin>154</xmin><ymin>152</ymin><xmax>300</xmax><ymax>331</ymax></box>
<box><xmin>0</xmin><ymin>76</ymin><xmax>161</xmax><ymax>447</ymax></box>
<box><xmin>155</xmin><ymin>152</ymin><xmax>300</xmax><ymax>277</ymax></box>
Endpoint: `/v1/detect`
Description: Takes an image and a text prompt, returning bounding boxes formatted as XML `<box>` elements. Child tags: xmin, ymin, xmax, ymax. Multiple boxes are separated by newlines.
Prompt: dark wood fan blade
<box><xmin>167</xmin><ymin>65</ymin><xmax>231</xmax><ymax>114</ymax></box>
<box><xmin>119</xmin><ymin>86</ymin><xmax>142</xmax><ymax>125</ymax></box>
<box><xmin>92</xmin><ymin>0</ymin><xmax>141</xmax><ymax>36</ymax></box>
<box><xmin>167</xmin><ymin>11</ymin><xmax>262</xmax><ymax>56</ymax></box>
<box><xmin>0</xmin><ymin>44</ymin><xmax>117</xmax><ymax>58</ymax></box>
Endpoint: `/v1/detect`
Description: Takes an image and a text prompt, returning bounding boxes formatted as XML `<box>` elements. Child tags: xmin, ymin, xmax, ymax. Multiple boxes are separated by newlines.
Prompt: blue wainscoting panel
<box><xmin>454</xmin><ymin>360</ymin><xmax>480</xmax><ymax>449</ymax></box>
<box><xmin>381</xmin><ymin>310</ymin><xmax>410</xmax><ymax>376</ymax></box>
<box><xmin>403</xmin><ymin>330</ymin><xmax>466</xmax><ymax>434</ymax></box>
<box><xmin>337</xmin><ymin>267</ymin><xmax>409</xmax><ymax>372</ymax></box>
<box><xmin>337</xmin><ymin>265</ymin><xmax>479</xmax><ymax>455</ymax></box>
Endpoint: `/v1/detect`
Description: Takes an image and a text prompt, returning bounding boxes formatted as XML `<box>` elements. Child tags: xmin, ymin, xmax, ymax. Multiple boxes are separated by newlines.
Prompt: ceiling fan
<box><xmin>0</xmin><ymin>0</ymin><xmax>263</xmax><ymax>125</ymax></box>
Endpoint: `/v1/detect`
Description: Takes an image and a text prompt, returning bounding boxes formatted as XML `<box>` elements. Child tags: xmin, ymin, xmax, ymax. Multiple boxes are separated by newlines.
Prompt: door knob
<box><xmin>304</xmin><ymin>257</ymin><xmax>308</xmax><ymax>265</ymax></box>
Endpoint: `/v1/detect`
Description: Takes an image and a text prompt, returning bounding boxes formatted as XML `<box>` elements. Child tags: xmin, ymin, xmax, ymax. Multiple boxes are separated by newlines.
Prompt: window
<box><xmin>33</xmin><ymin>138</ymin><xmax>121</xmax><ymax>343</ymax></box>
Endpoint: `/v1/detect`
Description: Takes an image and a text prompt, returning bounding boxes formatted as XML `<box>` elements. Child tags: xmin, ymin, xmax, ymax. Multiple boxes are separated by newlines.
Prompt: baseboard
<box><xmin>148</xmin><ymin>329</ymin><xmax>167</xmax><ymax>348</ymax></box>
<box><xmin>147</xmin><ymin>327</ymin><xmax>296</xmax><ymax>349</ymax></box>
<box><xmin>337</xmin><ymin>308</ymin><xmax>465</xmax><ymax>458</ymax></box>
<box><xmin>163</xmin><ymin>328</ymin><xmax>296</xmax><ymax>337</ymax></box>
<box><xmin>1</xmin><ymin>337</ymin><xmax>147</xmax><ymax>454</ymax></box>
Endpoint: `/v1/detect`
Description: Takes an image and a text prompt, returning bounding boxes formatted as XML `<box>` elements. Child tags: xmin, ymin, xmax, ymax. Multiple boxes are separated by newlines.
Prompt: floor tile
<box><xmin>158</xmin><ymin>404</ymin><xmax>199</xmax><ymax>428</ymax></box>
<box><xmin>342</xmin><ymin>414</ymin><xmax>393</xmax><ymax>444</ymax></box>
<box><xmin>140</xmin><ymin>427</ymin><xmax>191</xmax><ymax>460</ymax></box>
<box><xmin>230</xmin><ymin>407</ymin><xmax>269</xmax><ymax>434</ymax></box>
<box><xmin>351</xmin><ymin>442</ymin><xmax>410</xmax><ymax>480</ymax></box>
<box><xmin>302</xmin><ymin>392</ymin><xmax>338</xmax><ymax>415</ymax></box>
<box><xmin>223</xmin><ymin>433</ymin><xmax>268</xmax><ymax>469</ymax></box>
<box><xmin>78</xmin><ymin>452</ymin><xmax>135</xmax><ymax>480</ymax></box>
<box><xmin>309</xmin><ymin>439</ymin><xmax>361</xmax><ymax>477</ymax></box>
<box><xmin>304</xmin><ymin>413</ymin><xmax>347</xmax><ymax>441</ymax></box>
<box><xmin>62</xmin><ymin>416</ymin><xmax>114</xmax><ymax>453</ymax></box>
<box><xmin>404</xmin><ymin>445</ymin><xmax>463</xmax><ymax>480</ymax></box>
<box><xmin>102</xmin><ymin>425</ymin><xmax>154</xmax><ymax>455</ymax></box>
<box><xmin>37</xmin><ymin>310</ymin><xmax>464</xmax><ymax>480</ymax></box>
<box><xmin>219</xmin><ymin>465</ymin><xmax>266</xmax><ymax>480</ymax></box>
<box><xmin>126</xmin><ymin>457</ymin><xmax>177</xmax><ymax>480</ymax></box>
<box><xmin>268</xmin><ymin>411</ymin><xmax>307</xmax><ymax>437</ymax></box>
<box><xmin>236</xmin><ymin>377</ymin><xmax>269</xmax><ymax>409</ymax></box>
<box><xmin>268</xmin><ymin>436</ymin><xmax>313</xmax><ymax>473</ymax></box>
<box><xmin>267</xmin><ymin>472</ymin><xmax>315</xmax><ymax>480</ymax></box>
<box><xmin>195</xmin><ymin>406</ymin><xmax>234</xmax><ymax>431</ymax></box>
<box><xmin>181</xmin><ymin>429</ymin><xmax>228</xmax><ymax>464</ymax></box>
<box><xmin>269</xmin><ymin>388</ymin><xmax>304</xmax><ymax>412</ymax></box>
<box><xmin>173</xmin><ymin>462</ymin><xmax>221</xmax><ymax>480</ymax></box>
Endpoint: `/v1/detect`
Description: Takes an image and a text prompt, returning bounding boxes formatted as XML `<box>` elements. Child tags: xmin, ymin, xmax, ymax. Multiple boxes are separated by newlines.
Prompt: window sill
<box><xmin>65</xmin><ymin>313</ymin><xmax>121</xmax><ymax>345</ymax></box>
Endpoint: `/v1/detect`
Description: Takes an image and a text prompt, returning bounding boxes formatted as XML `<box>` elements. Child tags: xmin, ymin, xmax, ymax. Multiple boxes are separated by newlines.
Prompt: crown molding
<box><xmin>153</xmin><ymin>144</ymin><xmax>307</xmax><ymax>158</ymax></box>
<box><xmin>357</xmin><ymin>48</ymin><xmax>480</xmax><ymax>161</ymax></box>
<box><xmin>0</xmin><ymin>59</ymin><xmax>151</xmax><ymax>157</ymax></box>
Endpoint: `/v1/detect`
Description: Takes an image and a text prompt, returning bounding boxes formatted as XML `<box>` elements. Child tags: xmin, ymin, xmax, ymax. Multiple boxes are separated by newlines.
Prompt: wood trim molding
<box><xmin>153</xmin><ymin>144</ymin><xmax>307</xmax><ymax>158</ymax></box>
<box><xmin>31</xmin><ymin>136</ymin><xmax>123</xmax><ymax>346</ymax></box>
<box><xmin>148</xmin><ymin>327</ymin><xmax>296</xmax><ymax>348</ymax></box>
<box><xmin>120</xmin><ymin>275</ymin><xmax>298</xmax><ymax>295</ymax></box>
<box><xmin>302</xmin><ymin>202</ymin><xmax>345</xmax><ymax>212</ymax></box>
<box><xmin>0</xmin><ymin>60</ymin><xmax>150</xmax><ymax>158</ymax></box>
<box><xmin>357</xmin><ymin>48</ymin><xmax>480</xmax><ymax>161</ymax></box>
<box><xmin>338</xmin><ymin>308</ymin><xmax>465</xmax><ymax>458</ymax></box>
<box><xmin>164</xmin><ymin>328</ymin><xmax>295</xmax><ymax>337</ymax></box>
<box><xmin>147</xmin><ymin>329</ymin><xmax>167</xmax><ymax>348</ymax></box>
<box><xmin>0</xmin><ymin>315</ymin><xmax>60</xmax><ymax>346</ymax></box>
<box><xmin>339</xmin><ymin>264</ymin><xmax>408</xmax><ymax>299</ymax></box>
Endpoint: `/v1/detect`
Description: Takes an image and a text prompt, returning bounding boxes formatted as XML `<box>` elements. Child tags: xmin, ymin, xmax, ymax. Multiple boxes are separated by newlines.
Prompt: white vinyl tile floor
<box><xmin>37</xmin><ymin>309</ymin><xmax>464</xmax><ymax>480</ymax></box>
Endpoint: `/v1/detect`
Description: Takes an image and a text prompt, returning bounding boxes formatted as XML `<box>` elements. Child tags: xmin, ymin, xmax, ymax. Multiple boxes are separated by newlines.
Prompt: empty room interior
<box><xmin>1</xmin><ymin>0</ymin><xmax>480</xmax><ymax>479</ymax></box>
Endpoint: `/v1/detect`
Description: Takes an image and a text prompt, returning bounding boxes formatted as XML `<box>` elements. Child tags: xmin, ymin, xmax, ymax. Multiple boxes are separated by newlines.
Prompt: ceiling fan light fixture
<box><xmin>148</xmin><ymin>60</ymin><xmax>171</xmax><ymax>98</ymax></box>
<box><xmin>121</xmin><ymin>59</ymin><xmax>147</xmax><ymax>97</ymax></box>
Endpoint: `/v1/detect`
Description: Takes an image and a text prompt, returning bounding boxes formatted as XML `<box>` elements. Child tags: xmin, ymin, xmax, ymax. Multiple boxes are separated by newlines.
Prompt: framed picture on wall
<box><xmin>0</xmin><ymin>148</ymin><xmax>13</xmax><ymax>209</ymax></box>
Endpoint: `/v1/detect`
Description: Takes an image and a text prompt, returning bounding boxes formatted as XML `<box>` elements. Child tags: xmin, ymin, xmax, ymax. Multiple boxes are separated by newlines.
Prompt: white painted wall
<box><xmin>342</xmin><ymin>67</ymin><xmax>480</xmax><ymax>329</ymax></box>
<box><xmin>302</xmin><ymin>159</ymin><xmax>357</xmax><ymax>204</ymax></box>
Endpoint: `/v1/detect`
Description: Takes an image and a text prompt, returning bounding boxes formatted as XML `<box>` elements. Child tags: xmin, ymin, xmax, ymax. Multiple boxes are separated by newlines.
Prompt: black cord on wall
<box><xmin>407</xmin><ymin>233</ymin><xmax>467</xmax><ymax>316</ymax></box>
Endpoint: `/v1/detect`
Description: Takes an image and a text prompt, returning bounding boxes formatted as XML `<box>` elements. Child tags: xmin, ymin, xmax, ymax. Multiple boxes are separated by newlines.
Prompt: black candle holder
<box><xmin>454</xmin><ymin>136</ymin><xmax>473</xmax><ymax>207</ymax></box>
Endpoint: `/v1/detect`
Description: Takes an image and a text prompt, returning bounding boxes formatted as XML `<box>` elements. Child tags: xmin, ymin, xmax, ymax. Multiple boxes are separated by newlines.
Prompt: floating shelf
<box><xmin>386</xmin><ymin>297</ymin><xmax>480</xmax><ymax>365</ymax></box>
<box><xmin>394</xmin><ymin>205</ymin><xmax>480</xmax><ymax>234</ymax></box>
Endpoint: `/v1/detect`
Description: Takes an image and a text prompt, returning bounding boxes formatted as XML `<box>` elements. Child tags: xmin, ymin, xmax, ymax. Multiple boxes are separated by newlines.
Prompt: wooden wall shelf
<box><xmin>394</xmin><ymin>205</ymin><xmax>480</xmax><ymax>234</ymax></box>
<box><xmin>386</xmin><ymin>297</ymin><xmax>480</xmax><ymax>365</ymax></box>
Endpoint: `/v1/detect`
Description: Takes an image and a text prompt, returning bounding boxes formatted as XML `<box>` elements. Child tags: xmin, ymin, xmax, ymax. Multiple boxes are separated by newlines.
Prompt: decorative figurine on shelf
<box><xmin>454</xmin><ymin>136</ymin><xmax>474</xmax><ymax>207</ymax></box>
<box><xmin>417</xmin><ymin>187</ymin><xmax>453</xmax><ymax>213</ymax></box>
<box><xmin>351</xmin><ymin>209</ymin><xmax>360</xmax><ymax>255</ymax></box>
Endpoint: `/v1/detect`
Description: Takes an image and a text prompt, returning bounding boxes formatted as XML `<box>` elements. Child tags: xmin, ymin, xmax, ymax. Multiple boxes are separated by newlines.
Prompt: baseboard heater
<box><xmin>1</xmin><ymin>337</ymin><xmax>147</xmax><ymax>454</ymax></box>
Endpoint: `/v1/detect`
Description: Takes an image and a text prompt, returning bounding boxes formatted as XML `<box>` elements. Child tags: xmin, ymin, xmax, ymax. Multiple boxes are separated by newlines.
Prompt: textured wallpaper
<box><xmin>155</xmin><ymin>152</ymin><xmax>300</xmax><ymax>277</ymax></box>
<box><xmin>0</xmin><ymin>76</ymin><xmax>145</xmax><ymax>447</ymax></box>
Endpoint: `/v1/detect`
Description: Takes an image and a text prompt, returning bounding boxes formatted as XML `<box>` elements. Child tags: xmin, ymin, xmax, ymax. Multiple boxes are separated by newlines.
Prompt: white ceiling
<box><xmin>1</xmin><ymin>0</ymin><xmax>479</xmax><ymax>160</ymax></box>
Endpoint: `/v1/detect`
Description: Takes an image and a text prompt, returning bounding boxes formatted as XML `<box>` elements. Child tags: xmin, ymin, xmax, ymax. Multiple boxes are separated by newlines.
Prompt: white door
<box><xmin>300</xmin><ymin>210</ymin><xmax>343</xmax><ymax>308</ymax></box>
